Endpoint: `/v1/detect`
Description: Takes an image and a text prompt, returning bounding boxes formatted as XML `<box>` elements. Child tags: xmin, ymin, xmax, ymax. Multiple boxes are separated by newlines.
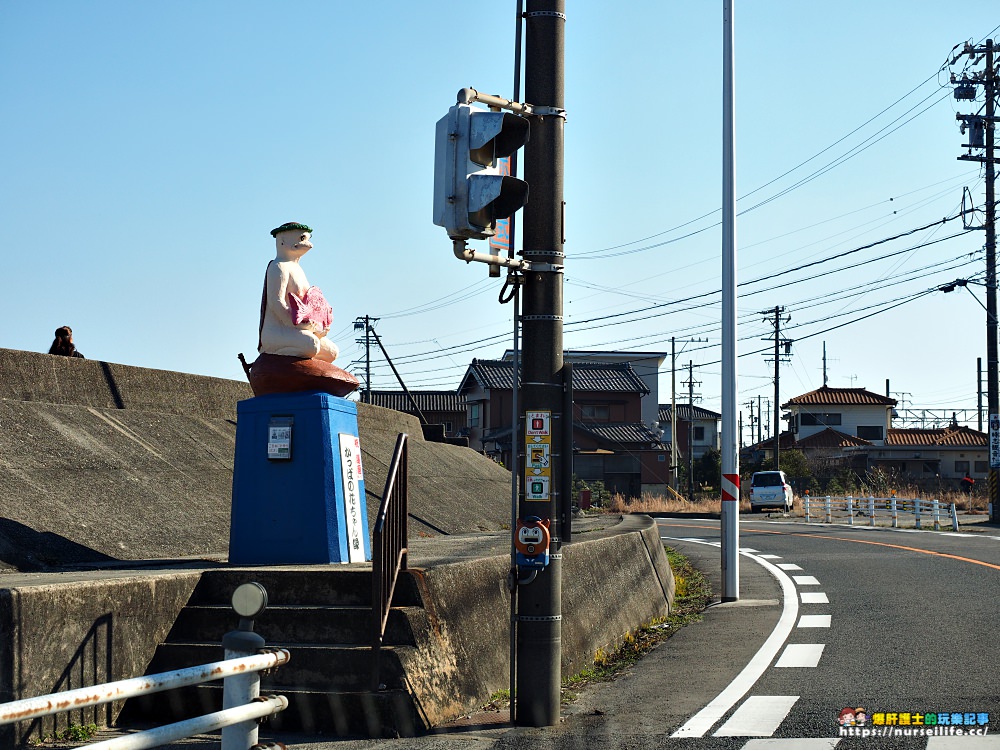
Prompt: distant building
<box><xmin>458</xmin><ymin>358</ymin><xmax>669</xmax><ymax>495</ymax></box>
<box><xmin>366</xmin><ymin>390</ymin><xmax>467</xmax><ymax>439</ymax></box>
<box><xmin>743</xmin><ymin>385</ymin><xmax>987</xmax><ymax>490</ymax></box>
<box><xmin>657</xmin><ymin>403</ymin><xmax>722</xmax><ymax>465</ymax></box>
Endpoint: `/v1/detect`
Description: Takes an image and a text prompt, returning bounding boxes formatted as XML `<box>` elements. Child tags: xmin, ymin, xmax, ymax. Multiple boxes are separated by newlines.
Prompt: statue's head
<box><xmin>271</xmin><ymin>222</ymin><xmax>313</xmax><ymax>257</ymax></box>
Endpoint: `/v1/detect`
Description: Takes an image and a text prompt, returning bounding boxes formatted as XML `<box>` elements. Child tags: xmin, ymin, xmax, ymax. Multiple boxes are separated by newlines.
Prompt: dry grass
<box><xmin>601</xmin><ymin>487</ymin><xmax>984</xmax><ymax>516</ymax></box>
<box><xmin>606</xmin><ymin>492</ymin><xmax>751</xmax><ymax>514</ymax></box>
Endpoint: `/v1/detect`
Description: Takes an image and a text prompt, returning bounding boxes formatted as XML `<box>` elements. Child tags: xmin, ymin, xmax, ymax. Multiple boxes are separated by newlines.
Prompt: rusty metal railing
<box><xmin>0</xmin><ymin>650</ymin><xmax>290</xmax><ymax>749</ymax></box>
<box><xmin>371</xmin><ymin>432</ymin><xmax>409</xmax><ymax>691</ymax></box>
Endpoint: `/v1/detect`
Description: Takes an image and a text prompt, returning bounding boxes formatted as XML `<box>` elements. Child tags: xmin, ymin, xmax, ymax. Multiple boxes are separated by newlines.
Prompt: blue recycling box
<box><xmin>230</xmin><ymin>392</ymin><xmax>371</xmax><ymax>565</ymax></box>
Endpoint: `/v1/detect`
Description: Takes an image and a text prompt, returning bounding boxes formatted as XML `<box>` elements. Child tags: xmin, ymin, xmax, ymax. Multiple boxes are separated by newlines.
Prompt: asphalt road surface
<box><xmin>102</xmin><ymin>516</ymin><xmax>1000</xmax><ymax>750</ymax></box>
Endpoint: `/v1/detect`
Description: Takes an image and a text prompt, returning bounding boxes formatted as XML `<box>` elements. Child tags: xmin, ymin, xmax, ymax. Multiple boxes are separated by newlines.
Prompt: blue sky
<box><xmin>2</xmin><ymin>2</ymin><xmax>997</xmax><ymax>441</ymax></box>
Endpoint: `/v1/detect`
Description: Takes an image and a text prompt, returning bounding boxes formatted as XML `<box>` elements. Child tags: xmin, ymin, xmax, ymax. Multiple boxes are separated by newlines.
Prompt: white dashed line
<box><xmin>758</xmin><ymin>554</ymin><xmax>782</xmax><ymax>559</ymax></box>
<box><xmin>792</xmin><ymin>575</ymin><xmax>820</xmax><ymax>585</ymax></box>
<box><xmin>800</xmin><ymin>592</ymin><xmax>829</xmax><ymax>604</ymax></box>
<box><xmin>777</xmin><ymin>563</ymin><xmax>803</xmax><ymax>571</ymax></box>
<box><xmin>774</xmin><ymin>643</ymin><xmax>826</xmax><ymax>668</ymax></box>
<box><xmin>797</xmin><ymin>614</ymin><xmax>832</xmax><ymax>628</ymax></box>
<box><xmin>714</xmin><ymin>695</ymin><xmax>799</xmax><ymax>736</ymax></box>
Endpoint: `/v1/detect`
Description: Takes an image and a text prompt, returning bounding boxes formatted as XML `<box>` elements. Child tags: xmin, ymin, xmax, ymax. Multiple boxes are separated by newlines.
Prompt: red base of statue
<box><xmin>248</xmin><ymin>353</ymin><xmax>359</xmax><ymax>398</ymax></box>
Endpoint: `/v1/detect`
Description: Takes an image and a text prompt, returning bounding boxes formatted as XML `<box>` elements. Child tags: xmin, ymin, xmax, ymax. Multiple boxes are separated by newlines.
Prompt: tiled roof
<box><xmin>657</xmin><ymin>404</ymin><xmax>722</xmax><ymax>422</ymax></box>
<box><xmin>462</xmin><ymin>359</ymin><xmax>649</xmax><ymax>394</ymax></box>
<box><xmin>367</xmin><ymin>390</ymin><xmax>465</xmax><ymax>413</ymax></box>
<box><xmin>744</xmin><ymin>431</ymin><xmax>796</xmax><ymax>452</ymax></box>
<box><xmin>885</xmin><ymin>426</ymin><xmax>987</xmax><ymax>447</ymax></box>
<box><xmin>577</xmin><ymin>421</ymin><xmax>664</xmax><ymax>447</ymax></box>
<box><xmin>783</xmin><ymin>385</ymin><xmax>896</xmax><ymax>407</ymax></box>
<box><xmin>795</xmin><ymin>428</ymin><xmax>872</xmax><ymax>449</ymax></box>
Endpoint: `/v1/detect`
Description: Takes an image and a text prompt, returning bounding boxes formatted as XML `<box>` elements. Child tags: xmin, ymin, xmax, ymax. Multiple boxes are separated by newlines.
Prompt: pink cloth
<box><xmin>288</xmin><ymin>286</ymin><xmax>333</xmax><ymax>331</ymax></box>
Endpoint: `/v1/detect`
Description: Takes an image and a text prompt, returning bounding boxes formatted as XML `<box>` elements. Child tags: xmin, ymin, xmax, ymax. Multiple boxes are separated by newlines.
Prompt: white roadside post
<box><xmin>719</xmin><ymin>0</ymin><xmax>740</xmax><ymax>601</ymax></box>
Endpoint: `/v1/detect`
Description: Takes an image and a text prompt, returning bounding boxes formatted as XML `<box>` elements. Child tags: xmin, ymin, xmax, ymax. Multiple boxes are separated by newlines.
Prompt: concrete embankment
<box><xmin>0</xmin><ymin>348</ymin><xmax>512</xmax><ymax>570</ymax></box>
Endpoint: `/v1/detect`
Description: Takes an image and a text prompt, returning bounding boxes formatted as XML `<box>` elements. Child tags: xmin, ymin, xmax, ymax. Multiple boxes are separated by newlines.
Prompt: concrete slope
<box><xmin>0</xmin><ymin>348</ymin><xmax>511</xmax><ymax>570</ymax></box>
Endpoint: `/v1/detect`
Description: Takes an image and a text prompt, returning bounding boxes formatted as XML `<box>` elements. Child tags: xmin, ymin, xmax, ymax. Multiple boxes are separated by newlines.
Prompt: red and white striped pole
<box><xmin>720</xmin><ymin>0</ymin><xmax>740</xmax><ymax>601</ymax></box>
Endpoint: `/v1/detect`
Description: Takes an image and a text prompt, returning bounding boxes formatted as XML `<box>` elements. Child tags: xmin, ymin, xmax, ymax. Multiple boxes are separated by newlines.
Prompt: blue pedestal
<box><xmin>230</xmin><ymin>392</ymin><xmax>371</xmax><ymax>565</ymax></box>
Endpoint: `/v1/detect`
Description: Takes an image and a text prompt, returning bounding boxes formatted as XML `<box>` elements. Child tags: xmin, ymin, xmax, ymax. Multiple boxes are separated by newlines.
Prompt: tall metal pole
<box><xmin>671</xmin><ymin>336</ymin><xmax>679</xmax><ymax>491</ymax></box>
<box><xmin>985</xmin><ymin>40</ymin><xmax>998</xmax><ymax>523</ymax></box>
<box><xmin>720</xmin><ymin>0</ymin><xmax>740</xmax><ymax>601</ymax></box>
<box><xmin>773</xmin><ymin>306</ymin><xmax>781</xmax><ymax>471</ymax></box>
<box><xmin>688</xmin><ymin>361</ymin><xmax>695</xmax><ymax>501</ymax></box>
<box><xmin>515</xmin><ymin>0</ymin><xmax>565</xmax><ymax>727</ymax></box>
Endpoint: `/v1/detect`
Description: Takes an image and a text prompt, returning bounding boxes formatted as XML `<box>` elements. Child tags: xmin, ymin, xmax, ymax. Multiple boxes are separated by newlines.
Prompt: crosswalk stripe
<box><xmin>774</xmin><ymin>643</ymin><xmax>825</xmax><ymax>667</ymax></box>
<box><xmin>793</xmin><ymin>575</ymin><xmax>821</xmax><ymax>585</ymax></box>
<box><xmin>800</xmin><ymin>592</ymin><xmax>829</xmax><ymax>604</ymax></box>
<box><xmin>759</xmin><ymin>554</ymin><xmax>782</xmax><ymax>559</ymax></box>
<box><xmin>777</xmin><ymin>563</ymin><xmax>803</xmax><ymax>570</ymax></box>
<box><xmin>714</xmin><ymin>695</ymin><xmax>799</xmax><ymax>736</ymax></box>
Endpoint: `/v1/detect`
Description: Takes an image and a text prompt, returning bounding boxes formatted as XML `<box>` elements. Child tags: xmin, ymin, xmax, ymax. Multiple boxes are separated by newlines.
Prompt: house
<box><xmin>458</xmin><ymin>358</ymin><xmax>670</xmax><ymax>495</ymax></box>
<box><xmin>366</xmin><ymin>390</ymin><xmax>467</xmax><ymax>441</ymax></box>
<box><xmin>785</xmin><ymin>386</ymin><xmax>896</xmax><ymax>445</ymax></box>
<box><xmin>746</xmin><ymin>385</ymin><xmax>988</xmax><ymax>490</ymax></box>
<box><xmin>657</xmin><ymin>403</ymin><xmax>721</xmax><ymax>464</ymax></box>
<box><xmin>849</xmin><ymin>425</ymin><xmax>988</xmax><ymax>485</ymax></box>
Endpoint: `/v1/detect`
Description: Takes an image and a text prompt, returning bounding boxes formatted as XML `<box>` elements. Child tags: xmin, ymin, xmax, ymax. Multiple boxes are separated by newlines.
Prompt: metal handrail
<box><xmin>371</xmin><ymin>432</ymin><xmax>409</xmax><ymax>691</ymax></box>
<box><xmin>0</xmin><ymin>650</ymin><xmax>290</xmax><ymax>749</ymax></box>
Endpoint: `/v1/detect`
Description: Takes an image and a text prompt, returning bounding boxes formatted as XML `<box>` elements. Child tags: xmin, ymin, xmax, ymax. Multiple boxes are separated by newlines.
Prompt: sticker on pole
<box><xmin>991</xmin><ymin>413</ymin><xmax>1000</xmax><ymax>468</ymax></box>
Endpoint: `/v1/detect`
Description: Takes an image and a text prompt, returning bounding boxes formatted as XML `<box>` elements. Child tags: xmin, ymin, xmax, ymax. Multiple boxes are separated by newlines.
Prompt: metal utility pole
<box><xmin>720</xmin><ymin>0</ymin><xmax>739</xmax><ymax>601</ymax></box>
<box><xmin>683</xmin><ymin>361</ymin><xmax>701</xmax><ymax>500</ymax></box>
<box><xmin>353</xmin><ymin>315</ymin><xmax>379</xmax><ymax>403</ymax></box>
<box><xmin>515</xmin><ymin>0</ymin><xmax>565</xmax><ymax>727</ymax></box>
<box><xmin>670</xmin><ymin>337</ymin><xmax>707</xmax><ymax>492</ymax></box>
<box><xmin>671</xmin><ymin>337</ymin><xmax>679</xmax><ymax>492</ymax></box>
<box><xmin>761</xmin><ymin>306</ymin><xmax>791</xmax><ymax>470</ymax></box>
<box><xmin>979</xmin><ymin>357</ymin><xmax>984</xmax><ymax>433</ymax></box>
<box><xmin>952</xmin><ymin>38</ymin><xmax>997</xmax><ymax>521</ymax></box>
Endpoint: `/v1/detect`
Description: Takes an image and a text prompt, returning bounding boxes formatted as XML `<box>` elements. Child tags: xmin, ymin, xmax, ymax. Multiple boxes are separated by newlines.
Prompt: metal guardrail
<box><xmin>372</xmin><ymin>432</ymin><xmax>409</xmax><ymax>692</ymax></box>
<box><xmin>802</xmin><ymin>495</ymin><xmax>961</xmax><ymax>531</ymax></box>
<box><xmin>0</xmin><ymin>583</ymin><xmax>289</xmax><ymax>750</ymax></box>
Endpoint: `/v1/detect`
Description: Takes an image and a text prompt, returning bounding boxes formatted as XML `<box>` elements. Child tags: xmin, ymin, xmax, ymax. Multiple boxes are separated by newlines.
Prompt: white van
<box><xmin>749</xmin><ymin>470</ymin><xmax>793</xmax><ymax>512</ymax></box>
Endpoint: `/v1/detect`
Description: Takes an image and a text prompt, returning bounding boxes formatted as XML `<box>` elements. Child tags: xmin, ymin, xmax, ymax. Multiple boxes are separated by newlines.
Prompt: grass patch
<box><xmin>560</xmin><ymin>546</ymin><xmax>712</xmax><ymax>701</ymax></box>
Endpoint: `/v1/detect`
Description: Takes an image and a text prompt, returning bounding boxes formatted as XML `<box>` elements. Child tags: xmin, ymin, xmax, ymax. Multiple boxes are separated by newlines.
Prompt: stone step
<box><xmin>119</xmin><ymin>683</ymin><xmax>424</xmax><ymax>738</ymax></box>
<box><xmin>166</xmin><ymin>604</ymin><xmax>419</xmax><ymax>647</ymax></box>
<box><xmin>145</xmin><ymin>642</ymin><xmax>409</xmax><ymax>692</ymax></box>
<box><xmin>189</xmin><ymin>569</ymin><xmax>422</xmax><ymax>608</ymax></box>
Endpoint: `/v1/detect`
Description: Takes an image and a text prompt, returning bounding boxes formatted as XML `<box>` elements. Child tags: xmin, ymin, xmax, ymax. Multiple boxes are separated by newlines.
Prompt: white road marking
<box><xmin>714</xmin><ymin>695</ymin><xmax>799</xmax><ymax>736</ymax></box>
<box><xmin>927</xmin><ymin>737</ymin><xmax>1000</xmax><ymax>748</ymax></box>
<box><xmin>777</xmin><ymin>563</ymin><xmax>803</xmax><ymax>571</ymax></box>
<box><xmin>774</xmin><ymin>643</ymin><xmax>825</xmax><ymax>667</ymax></box>
<box><xmin>667</xmin><ymin>542</ymin><xmax>799</xmax><ymax>738</ymax></box>
<box><xmin>742</xmin><ymin>739</ymin><xmax>840</xmax><ymax>748</ymax></box>
<box><xmin>740</xmin><ymin>547</ymin><xmax>760</xmax><ymax>552</ymax></box>
<box><xmin>797</xmin><ymin>614</ymin><xmax>832</xmax><ymax>628</ymax></box>
<box><xmin>759</xmin><ymin>554</ymin><xmax>782</xmax><ymax>559</ymax></box>
<box><xmin>793</xmin><ymin>575</ymin><xmax>820</xmax><ymax>585</ymax></box>
<box><xmin>800</xmin><ymin>592</ymin><xmax>829</xmax><ymax>604</ymax></box>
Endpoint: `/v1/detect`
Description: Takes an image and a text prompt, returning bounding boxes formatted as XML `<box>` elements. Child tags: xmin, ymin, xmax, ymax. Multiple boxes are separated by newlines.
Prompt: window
<box><xmin>469</xmin><ymin>403</ymin><xmax>481</xmax><ymax>427</ymax></box>
<box><xmin>693</xmin><ymin>426</ymin><xmax>705</xmax><ymax>441</ymax></box>
<box><xmin>800</xmin><ymin>412</ymin><xmax>842</xmax><ymax>426</ymax></box>
<box><xmin>444</xmin><ymin>421</ymin><xmax>453</xmax><ymax>433</ymax></box>
<box><xmin>580</xmin><ymin>404</ymin><xmax>611</xmax><ymax>422</ymax></box>
<box><xmin>955</xmin><ymin>460</ymin><xmax>970</xmax><ymax>474</ymax></box>
<box><xmin>857</xmin><ymin>426</ymin><xmax>883</xmax><ymax>440</ymax></box>
<box><xmin>922</xmin><ymin>461</ymin><xmax>938</xmax><ymax>474</ymax></box>
<box><xmin>975</xmin><ymin>460</ymin><xmax>988</xmax><ymax>473</ymax></box>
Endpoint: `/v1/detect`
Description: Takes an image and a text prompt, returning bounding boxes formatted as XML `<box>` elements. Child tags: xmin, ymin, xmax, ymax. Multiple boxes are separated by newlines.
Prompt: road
<box><xmin>108</xmin><ymin>516</ymin><xmax>1000</xmax><ymax>749</ymax></box>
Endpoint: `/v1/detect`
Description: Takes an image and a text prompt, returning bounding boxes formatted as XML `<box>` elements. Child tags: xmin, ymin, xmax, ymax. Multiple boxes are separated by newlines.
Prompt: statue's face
<box><xmin>277</xmin><ymin>229</ymin><xmax>312</xmax><ymax>255</ymax></box>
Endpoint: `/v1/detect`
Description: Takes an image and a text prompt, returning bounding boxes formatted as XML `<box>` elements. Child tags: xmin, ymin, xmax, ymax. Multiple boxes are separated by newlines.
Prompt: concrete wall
<box><xmin>0</xmin><ymin>570</ymin><xmax>203</xmax><ymax>746</ymax></box>
<box><xmin>402</xmin><ymin>515</ymin><xmax>675</xmax><ymax>723</ymax></box>
<box><xmin>0</xmin><ymin>516</ymin><xmax>673</xmax><ymax>741</ymax></box>
<box><xmin>0</xmin><ymin>348</ymin><xmax>512</xmax><ymax>570</ymax></box>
